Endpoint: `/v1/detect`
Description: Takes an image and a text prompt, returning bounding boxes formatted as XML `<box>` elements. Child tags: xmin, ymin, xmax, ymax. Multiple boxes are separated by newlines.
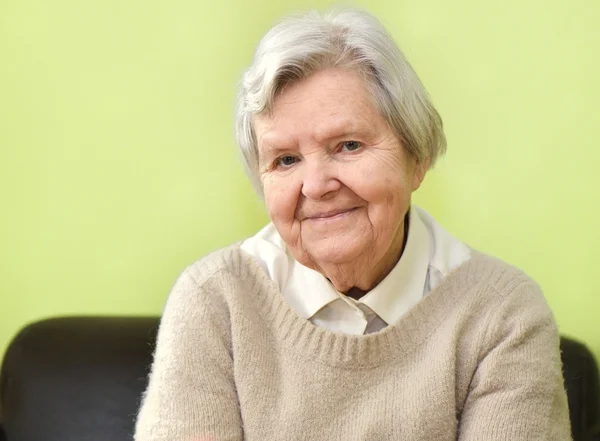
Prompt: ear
<box><xmin>411</xmin><ymin>156</ymin><xmax>430</xmax><ymax>191</ymax></box>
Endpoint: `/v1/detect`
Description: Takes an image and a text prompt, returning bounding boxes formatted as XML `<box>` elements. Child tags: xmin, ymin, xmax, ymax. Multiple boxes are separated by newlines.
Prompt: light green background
<box><xmin>1</xmin><ymin>0</ymin><xmax>598</xmax><ymax>362</ymax></box>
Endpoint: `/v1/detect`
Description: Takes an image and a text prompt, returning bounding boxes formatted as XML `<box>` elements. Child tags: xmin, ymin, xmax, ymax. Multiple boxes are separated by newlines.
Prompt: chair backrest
<box><xmin>0</xmin><ymin>317</ymin><xmax>159</xmax><ymax>441</ymax></box>
<box><xmin>561</xmin><ymin>337</ymin><xmax>600</xmax><ymax>441</ymax></box>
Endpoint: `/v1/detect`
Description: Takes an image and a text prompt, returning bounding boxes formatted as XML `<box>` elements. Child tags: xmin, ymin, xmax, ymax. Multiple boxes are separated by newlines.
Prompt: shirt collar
<box><xmin>359</xmin><ymin>207</ymin><xmax>431</xmax><ymax>325</ymax></box>
<box><xmin>414</xmin><ymin>205</ymin><xmax>470</xmax><ymax>280</ymax></box>
<box><xmin>240</xmin><ymin>223</ymin><xmax>341</xmax><ymax>319</ymax></box>
<box><xmin>284</xmin><ymin>259</ymin><xmax>339</xmax><ymax>319</ymax></box>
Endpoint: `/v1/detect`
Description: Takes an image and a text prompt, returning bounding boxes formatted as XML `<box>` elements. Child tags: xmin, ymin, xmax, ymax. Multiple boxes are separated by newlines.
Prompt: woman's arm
<box><xmin>458</xmin><ymin>280</ymin><xmax>572</xmax><ymax>440</ymax></box>
<box><xmin>134</xmin><ymin>268</ymin><xmax>243</xmax><ymax>441</ymax></box>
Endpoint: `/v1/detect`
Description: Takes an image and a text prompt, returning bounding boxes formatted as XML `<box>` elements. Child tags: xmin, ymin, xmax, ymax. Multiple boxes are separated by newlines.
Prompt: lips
<box><xmin>307</xmin><ymin>207</ymin><xmax>356</xmax><ymax>220</ymax></box>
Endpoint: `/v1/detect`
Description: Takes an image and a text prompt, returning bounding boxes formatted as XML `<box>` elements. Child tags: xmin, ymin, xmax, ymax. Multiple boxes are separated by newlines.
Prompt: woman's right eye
<box><xmin>276</xmin><ymin>155</ymin><xmax>298</xmax><ymax>167</ymax></box>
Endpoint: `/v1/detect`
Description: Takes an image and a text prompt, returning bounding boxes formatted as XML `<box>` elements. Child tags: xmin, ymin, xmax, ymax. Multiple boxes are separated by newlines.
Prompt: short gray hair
<box><xmin>235</xmin><ymin>8</ymin><xmax>446</xmax><ymax>195</ymax></box>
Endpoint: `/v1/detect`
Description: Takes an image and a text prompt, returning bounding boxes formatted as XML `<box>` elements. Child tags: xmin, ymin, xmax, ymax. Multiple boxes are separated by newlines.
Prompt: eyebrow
<box><xmin>258</xmin><ymin>135</ymin><xmax>298</xmax><ymax>163</ymax></box>
<box><xmin>257</xmin><ymin>117</ymin><xmax>372</xmax><ymax>163</ymax></box>
<box><xmin>313</xmin><ymin>118</ymin><xmax>370</xmax><ymax>144</ymax></box>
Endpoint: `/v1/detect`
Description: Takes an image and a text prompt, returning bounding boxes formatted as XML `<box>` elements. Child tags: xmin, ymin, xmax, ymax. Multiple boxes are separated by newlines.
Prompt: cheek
<box><xmin>345</xmin><ymin>166</ymin><xmax>412</xmax><ymax>230</ymax></box>
<box><xmin>263</xmin><ymin>176</ymin><xmax>301</xmax><ymax>224</ymax></box>
<box><xmin>346</xmin><ymin>164</ymin><xmax>408</xmax><ymax>205</ymax></box>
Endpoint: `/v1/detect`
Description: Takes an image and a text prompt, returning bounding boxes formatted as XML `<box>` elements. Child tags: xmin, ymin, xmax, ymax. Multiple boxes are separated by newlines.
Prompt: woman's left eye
<box><xmin>340</xmin><ymin>141</ymin><xmax>362</xmax><ymax>152</ymax></box>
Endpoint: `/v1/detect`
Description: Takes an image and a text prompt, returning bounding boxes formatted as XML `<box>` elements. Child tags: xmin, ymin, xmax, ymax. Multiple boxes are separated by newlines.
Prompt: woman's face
<box><xmin>255</xmin><ymin>68</ymin><xmax>427</xmax><ymax>277</ymax></box>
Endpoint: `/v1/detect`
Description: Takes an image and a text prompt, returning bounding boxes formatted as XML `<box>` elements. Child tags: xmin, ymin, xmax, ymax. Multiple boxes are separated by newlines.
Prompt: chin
<box><xmin>305</xmin><ymin>240</ymin><xmax>365</xmax><ymax>265</ymax></box>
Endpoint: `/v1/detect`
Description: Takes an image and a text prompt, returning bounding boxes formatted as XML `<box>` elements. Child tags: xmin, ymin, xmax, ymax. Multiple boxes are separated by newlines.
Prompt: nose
<box><xmin>301</xmin><ymin>158</ymin><xmax>341</xmax><ymax>200</ymax></box>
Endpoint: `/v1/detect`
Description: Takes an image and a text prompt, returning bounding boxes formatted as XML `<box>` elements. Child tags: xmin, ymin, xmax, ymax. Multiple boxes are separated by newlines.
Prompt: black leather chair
<box><xmin>0</xmin><ymin>316</ymin><xmax>598</xmax><ymax>441</ymax></box>
<box><xmin>0</xmin><ymin>317</ymin><xmax>159</xmax><ymax>441</ymax></box>
<box><xmin>561</xmin><ymin>337</ymin><xmax>600</xmax><ymax>441</ymax></box>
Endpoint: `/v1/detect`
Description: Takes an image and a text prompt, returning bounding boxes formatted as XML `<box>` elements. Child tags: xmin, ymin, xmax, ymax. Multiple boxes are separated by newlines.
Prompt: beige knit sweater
<box><xmin>134</xmin><ymin>245</ymin><xmax>571</xmax><ymax>441</ymax></box>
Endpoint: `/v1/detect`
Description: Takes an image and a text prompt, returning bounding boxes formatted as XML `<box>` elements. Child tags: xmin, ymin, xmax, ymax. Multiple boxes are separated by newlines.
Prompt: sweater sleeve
<box><xmin>458</xmin><ymin>279</ymin><xmax>572</xmax><ymax>441</ymax></box>
<box><xmin>134</xmin><ymin>267</ymin><xmax>243</xmax><ymax>441</ymax></box>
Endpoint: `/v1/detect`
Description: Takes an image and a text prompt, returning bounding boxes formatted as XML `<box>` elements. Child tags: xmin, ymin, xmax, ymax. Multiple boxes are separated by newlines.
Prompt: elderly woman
<box><xmin>134</xmin><ymin>8</ymin><xmax>571</xmax><ymax>441</ymax></box>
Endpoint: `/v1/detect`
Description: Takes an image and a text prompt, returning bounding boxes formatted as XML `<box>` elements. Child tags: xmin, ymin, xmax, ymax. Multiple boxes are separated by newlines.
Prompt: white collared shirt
<box><xmin>241</xmin><ymin>206</ymin><xmax>471</xmax><ymax>335</ymax></box>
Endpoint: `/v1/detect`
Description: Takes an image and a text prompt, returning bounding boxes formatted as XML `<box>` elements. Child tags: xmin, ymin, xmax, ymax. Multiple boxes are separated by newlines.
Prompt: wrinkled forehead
<box><xmin>256</xmin><ymin>114</ymin><xmax>372</xmax><ymax>152</ymax></box>
<box><xmin>253</xmin><ymin>68</ymin><xmax>384</xmax><ymax>150</ymax></box>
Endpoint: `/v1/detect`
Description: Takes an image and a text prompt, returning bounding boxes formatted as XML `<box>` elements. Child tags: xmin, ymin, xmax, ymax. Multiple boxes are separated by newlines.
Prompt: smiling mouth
<box><xmin>308</xmin><ymin>207</ymin><xmax>357</xmax><ymax>220</ymax></box>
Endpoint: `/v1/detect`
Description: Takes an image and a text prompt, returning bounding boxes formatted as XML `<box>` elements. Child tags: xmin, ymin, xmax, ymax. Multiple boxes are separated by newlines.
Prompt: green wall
<box><xmin>1</xmin><ymin>0</ymin><xmax>598</xmax><ymax>362</ymax></box>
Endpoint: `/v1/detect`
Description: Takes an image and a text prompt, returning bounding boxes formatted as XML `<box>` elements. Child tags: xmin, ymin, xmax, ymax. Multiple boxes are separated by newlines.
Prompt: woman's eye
<box><xmin>341</xmin><ymin>141</ymin><xmax>361</xmax><ymax>152</ymax></box>
<box><xmin>276</xmin><ymin>155</ymin><xmax>297</xmax><ymax>167</ymax></box>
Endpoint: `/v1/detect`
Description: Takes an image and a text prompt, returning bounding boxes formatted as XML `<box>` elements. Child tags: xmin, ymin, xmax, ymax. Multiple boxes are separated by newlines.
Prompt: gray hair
<box><xmin>235</xmin><ymin>8</ymin><xmax>446</xmax><ymax>195</ymax></box>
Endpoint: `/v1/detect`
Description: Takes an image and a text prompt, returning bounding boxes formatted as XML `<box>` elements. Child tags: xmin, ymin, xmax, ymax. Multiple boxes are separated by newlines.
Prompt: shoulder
<box><xmin>164</xmin><ymin>244</ymin><xmax>270</xmax><ymax>311</ymax></box>
<box><xmin>181</xmin><ymin>243</ymin><xmax>268</xmax><ymax>285</ymax></box>
<box><xmin>462</xmin><ymin>251</ymin><xmax>537</xmax><ymax>292</ymax></box>
<box><xmin>457</xmin><ymin>251</ymin><xmax>555</xmax><ymax>328</ymax></box>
